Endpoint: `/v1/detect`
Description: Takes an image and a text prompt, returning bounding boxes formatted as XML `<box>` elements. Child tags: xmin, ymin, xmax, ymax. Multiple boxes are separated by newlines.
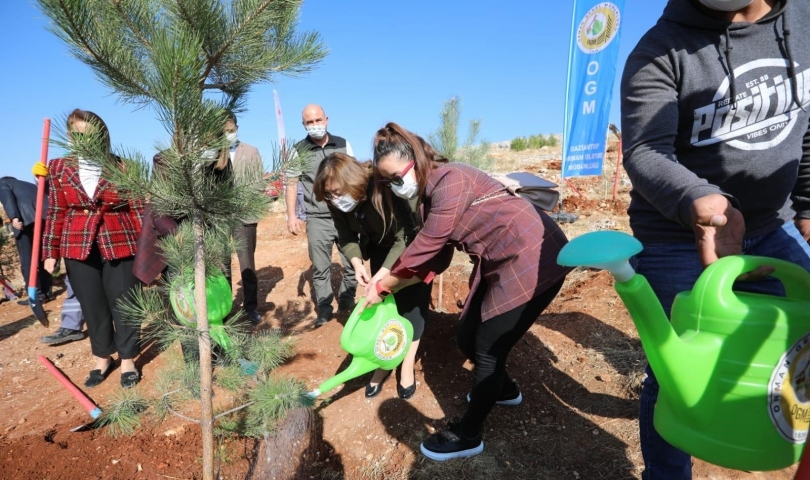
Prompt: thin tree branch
<box><xmin>168</xmin><ymin>406</ymin><xmax>202</xmax><ymax>424</ymax></box>
<box><xmin>213</xmin><ymin>401</ymin><xmax>255</xmax><ymax>420</ymax></box>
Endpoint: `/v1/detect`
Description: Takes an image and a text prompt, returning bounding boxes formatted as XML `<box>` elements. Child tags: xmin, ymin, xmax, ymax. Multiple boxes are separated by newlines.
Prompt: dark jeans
<box><xmin>369</xmin><ymin>247</ymin><xmax>431</xmax><ymax>340</ymax></box>
<box><xmin>234</xmin><ymin>223</ymin><xmax>258</xmax><ymax>312</ymax></box>
<box><xmin>14</xmin><ymin>223</ymin><xmax>52</xmax><ymax>295</ymax></box>
<box><xmin>456</xmin><ymin>278</ymin><xmax>564</xmax><ymax>437</ymax></box>
<box><xmin>65</xmin><ymin>244</ymin><xmax>141</xmax><ymax>359</ymax></box>
<box><xmin>632</xmin><ymin>222</ymin><xmax>810</xmax><ymax>480</ymax></box>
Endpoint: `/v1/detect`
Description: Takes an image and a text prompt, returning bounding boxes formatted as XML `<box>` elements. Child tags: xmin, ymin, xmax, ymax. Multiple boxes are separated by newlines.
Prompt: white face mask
<box><xmin>697</xmin><ymin>0</ymin><xmax>754</xmax><ymax>11</ymax></box>
<box><xmin>330</xmin><ymin>193</ymin><xmax>359</xmax><ymax>213</ymax></box>
<box><xmin>306</xmin><ymin>124</ymin><xmax>327</xmax><ymax>140</ymax></box>
<box><xmin>226</xmin><ymin>132</ymin><xmax>238</xmax><ymax>145</ymax></box>
<box><xmin>390</xmin><ymin>171</ymin><xmax>419</xmax><ymax>199</ymax></box>
<box><xmin>201</xmin><ymin>149</ymin><xmax>217</xmax><ymax>159</ymax></box>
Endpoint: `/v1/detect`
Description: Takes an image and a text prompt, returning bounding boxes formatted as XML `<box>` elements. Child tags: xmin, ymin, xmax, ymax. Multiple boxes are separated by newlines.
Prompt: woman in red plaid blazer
<box><xmin>43</xmin><ymin>109</ymin><xmax>144</xmax><ymax>389</ymax></box>
<box><xmin>364</xmin><ymin>123</ymin><xmax>572</xmax><ymax>462</ymax></box>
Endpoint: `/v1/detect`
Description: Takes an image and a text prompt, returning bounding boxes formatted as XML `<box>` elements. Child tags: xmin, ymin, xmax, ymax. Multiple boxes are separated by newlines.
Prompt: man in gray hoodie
<box><xmin>621</xmin><ymin>0</ymin><xmax>810</xmax><ymax>477</ymax></box>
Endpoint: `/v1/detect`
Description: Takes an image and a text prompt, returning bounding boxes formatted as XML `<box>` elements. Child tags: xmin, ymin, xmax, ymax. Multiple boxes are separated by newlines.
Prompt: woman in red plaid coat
<box><xmin>43</xmin><ymin>109</ymin><xmax>144</xmax><ymax>389</ymax></box>
<box><xmin>363</xmin><ymin>123</ymin><xmax>572</xmax><ymax>462</ymax></box>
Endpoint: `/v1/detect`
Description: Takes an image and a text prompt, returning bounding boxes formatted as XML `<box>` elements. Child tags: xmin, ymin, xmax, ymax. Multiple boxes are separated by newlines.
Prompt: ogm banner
<box><xmin>562</xmin><ymin>0</ymin><xmax>624</xmax><ymax>178</ymax></box>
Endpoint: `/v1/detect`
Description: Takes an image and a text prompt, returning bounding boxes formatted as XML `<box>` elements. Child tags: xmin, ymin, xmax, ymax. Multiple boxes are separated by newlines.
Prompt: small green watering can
<box><xmin>170</xmin><ymin>272</ymin><xmax>234</xmax><ymax>353</ymax></box>
<box><xmin>308</xmin><ymin>295</ymin><xmax>413</xmax><ymax>397</ymax></box>
<box><xmin>558</xmin><ymin>231</ymin><xmax>810</xmax><ymax>471</ymax></box>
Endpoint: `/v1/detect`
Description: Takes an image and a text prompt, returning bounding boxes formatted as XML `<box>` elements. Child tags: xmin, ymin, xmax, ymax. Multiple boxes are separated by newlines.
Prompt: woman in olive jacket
<box><xmin>313</xmin><ymin>152</ymin><xmax>429</xmax><ymax>400</ymax></box>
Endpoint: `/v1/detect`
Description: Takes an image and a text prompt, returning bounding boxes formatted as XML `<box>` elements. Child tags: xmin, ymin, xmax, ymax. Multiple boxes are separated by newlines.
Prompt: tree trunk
<box><xmin>193</xmin><ymin>213</ymin><xmax>215</xmax><ymax>480</ymax></box>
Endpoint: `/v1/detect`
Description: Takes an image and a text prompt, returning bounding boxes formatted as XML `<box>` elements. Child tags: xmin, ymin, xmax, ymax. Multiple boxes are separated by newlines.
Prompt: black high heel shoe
<box><xmin>365</xmin><ymin>370</ymin><xmax>392</xmax><ymax>398</ymax></box>
<box><xmin>397</xmin><ymin>369</ymin><xmax>417</xmax><ymax>400</ymax></box>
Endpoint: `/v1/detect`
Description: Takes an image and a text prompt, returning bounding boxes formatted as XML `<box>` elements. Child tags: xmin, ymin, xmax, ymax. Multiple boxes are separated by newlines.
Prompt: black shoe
<box><xmin>314</xmin><ymin>311</ymin><xmax>332</xmax><ymax>327</ymax></box>
<box><xmin>420</xmin><ymin>419</ymin><xmax>484</xmax><ymax>461</ymax></box>
<box><xmin>246</xmin><ymin>310</ymin><xmax>262</xmax><ymax>325</ymax></box>
<box><xmin>398</xmin><ymin>382</ymin><xmax>417</xmax><ymax>400</ymax></box>
<box><xmin>84</xmin><ymin>358</ymin><xmax>115</xmax><ymax>388</ymax></box>
<box><xmin>397</xmin><ymin>368</ymin><xmax>417</xmax><ymax>400</ymax></box>
<box><xmin>16</xmin><ymin>298</ymin><xmax>29</xmax><ymax>306</ymax></box>
<box><xmin>338</xmin><ymin>298</ymin><xmax>356</xmax><ymax>311</ymax></box>
<box><xmin>120</xmin><ymin>371</ymin><xmax>140</xmax><ymax>389</ymax></box>
<box><xmin>466</xmin><ymin>383</ymin><xmax>523</xmax><ymax>406</ymax></box>
<box><xmin>40</xmin><ymin>328</ymin><xmax>86</xmax><ymax>345</ymax></box>
<box><xmin>365</xmin><ymin>370</ymin><xmax>392</xmax><ymax>398</ymax></box>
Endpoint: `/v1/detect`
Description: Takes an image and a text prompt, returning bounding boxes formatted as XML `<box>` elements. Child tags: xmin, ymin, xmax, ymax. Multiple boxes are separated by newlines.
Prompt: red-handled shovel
<box><xmin>28</xmin><ymin>119</ymin><xmax>50</xmax><ymax>327</ymax></box>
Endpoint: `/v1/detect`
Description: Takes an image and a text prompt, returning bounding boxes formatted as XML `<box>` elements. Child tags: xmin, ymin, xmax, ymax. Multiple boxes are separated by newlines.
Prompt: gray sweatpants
<box><xmin>60</xmin><ymin>276</ymin><xmax>84</xmax><ymax>331</ymax></box>
<box><xmin>306</xmin><ymin>215</ymin><xmax>357</xmax><ymax>315</ymax></box>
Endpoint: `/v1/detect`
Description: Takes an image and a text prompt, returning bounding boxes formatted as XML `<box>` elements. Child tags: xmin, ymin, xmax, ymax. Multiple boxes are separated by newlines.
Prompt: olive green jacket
<box><xmin>331</xmin><ymin>193</ymin><xmax>419</xmax><ymax>271</ymax></box>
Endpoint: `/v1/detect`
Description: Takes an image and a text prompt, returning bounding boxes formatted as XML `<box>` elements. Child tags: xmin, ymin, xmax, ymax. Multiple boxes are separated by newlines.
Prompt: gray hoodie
<box><xmin>621</xmin><ymin>0</ymin><xmax>810</xmax><ymax>243</ymax></box>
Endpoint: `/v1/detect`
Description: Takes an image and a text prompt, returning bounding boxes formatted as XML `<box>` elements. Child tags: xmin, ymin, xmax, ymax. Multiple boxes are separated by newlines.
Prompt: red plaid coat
<box><xmin>391</xmin><ymin>163</ymin><xmax>572</xmax><ymax>321</ymax></box>
<box><xmin>43</xmin><ymin>157</ymin><xmax>143</xmax><ymax>261</ymax></box>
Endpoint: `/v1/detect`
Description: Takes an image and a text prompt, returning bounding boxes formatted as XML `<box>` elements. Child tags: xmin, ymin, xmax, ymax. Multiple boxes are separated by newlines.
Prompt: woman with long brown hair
<box><xmin>43</xmin><ymin>109</ymin><xmax>144</xmax><ymax>389</ymax></box>
<box><xmin>363</xmin><ymin>123</ymin><xmax>571</xmax><ymax>461</ymax></box>
<box><xmin>313</xmin><ymin>152</ymin><xmax>429</xmax><ymax>400</ymax></box>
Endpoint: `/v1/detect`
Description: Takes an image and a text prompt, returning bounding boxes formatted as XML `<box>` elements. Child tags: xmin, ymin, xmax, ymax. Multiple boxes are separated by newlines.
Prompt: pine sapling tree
<box><xmin>429</xmin><ymin>96</ymin><xmax>493</xmax><ymax>170</ymax></box>
<box><xmin>37</xmin><ymin>1</ymin><xmax>324</xmax><ymax>478</ymax></box>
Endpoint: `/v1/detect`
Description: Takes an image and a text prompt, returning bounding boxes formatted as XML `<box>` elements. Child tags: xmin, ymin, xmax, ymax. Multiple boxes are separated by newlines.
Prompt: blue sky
<box><xmin>0</xmin><ymin>1</ymin><xmax>667</xmax><ymax>180</ymax></box>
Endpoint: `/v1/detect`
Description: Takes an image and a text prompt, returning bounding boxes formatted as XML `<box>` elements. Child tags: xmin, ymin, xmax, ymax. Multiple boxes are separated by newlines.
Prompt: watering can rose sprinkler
<box><xmin>558</xmin><ymin>231</ymin><xmax>810</xmax><ymax>472</ymax></box>
<box><xmin>307</xmin><ymin>295</ymin><xmax>413</xmax><ymax>398</ymax></box>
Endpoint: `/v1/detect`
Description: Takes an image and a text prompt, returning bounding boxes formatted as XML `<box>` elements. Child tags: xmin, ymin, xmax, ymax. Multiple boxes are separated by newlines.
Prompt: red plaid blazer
<box><xmin>43</xmin><ymin>157</ymin><xmax>143</xmax><ymax>261</ymax></box>
<box><xmin>391</xmin><ymin>163</ymin><xmax>572</xmax><ymax>321</ymax></box>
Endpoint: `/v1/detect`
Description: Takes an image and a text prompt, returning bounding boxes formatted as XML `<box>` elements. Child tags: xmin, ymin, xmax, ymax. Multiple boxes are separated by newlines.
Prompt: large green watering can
<box><xmin>308</xmin><ymin>295</ymin><xmax>413</xmax><ymax>397</ymax></box>
<box><xmin>558</xmin><ymin>231</ymin><xmax>810</xmax><ymax>471</ymax></box>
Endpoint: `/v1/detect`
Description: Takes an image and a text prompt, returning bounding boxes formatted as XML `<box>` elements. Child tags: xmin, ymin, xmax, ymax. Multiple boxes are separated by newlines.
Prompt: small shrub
<box><xmin>510</xmin><ymin>133</ymin><xmax>558</xmax><ymax>151</ymax></box>
<box><xmin>510</xmin><ymin>137</ymin><xmax>528</xmax><ymax>151</ymax></box>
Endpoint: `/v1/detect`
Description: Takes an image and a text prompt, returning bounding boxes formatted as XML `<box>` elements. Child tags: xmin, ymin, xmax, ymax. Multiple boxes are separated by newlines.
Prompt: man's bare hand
<box><xmin>287</xmin><ymin>217</ymin><xmax>303</xmax><ymax>235</ymax></box>
<box><xmin>690</xmin><ymin>194</ymin><xmax>745</xmax><ymax>267</ymax></box>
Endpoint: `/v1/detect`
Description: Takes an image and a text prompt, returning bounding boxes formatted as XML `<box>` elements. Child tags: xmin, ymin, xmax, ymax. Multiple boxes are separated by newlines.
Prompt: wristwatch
<box><xmin>375</xmin><ymin>282</ymin><xmax>391</xmax><ymax>298</ymax></box>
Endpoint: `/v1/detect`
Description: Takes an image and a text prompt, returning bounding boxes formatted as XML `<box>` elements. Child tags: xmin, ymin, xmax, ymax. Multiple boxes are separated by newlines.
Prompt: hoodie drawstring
<box><xmin>782</xmin><ymin>9</ymin><xmax>806</xmax><ymax>112</ymax></box>
<box><xmin>723</xmin><ymin>28</ymin><xmax>737</xmax><ymax>107</ymax></box>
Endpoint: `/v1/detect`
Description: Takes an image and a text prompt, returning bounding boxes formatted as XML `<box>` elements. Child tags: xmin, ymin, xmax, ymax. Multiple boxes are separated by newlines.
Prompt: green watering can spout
<box><xmin>308</xmin><ymin>296</ymin><xmax>414</xmax><ymax>398</ymax></box>
<box><xmin>557</xmin><ymin>232</ymin><xmax>706</xmax><ymax>410</ymax></box>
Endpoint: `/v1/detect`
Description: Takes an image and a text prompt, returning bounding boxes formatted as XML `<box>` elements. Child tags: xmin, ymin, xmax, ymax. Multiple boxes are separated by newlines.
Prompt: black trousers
<box><xmin>227</xmin><ymin>223</ymin><xmax>258</xmax><ymax>312</ymax></box>
<box><xmin>14</xmin><ymin>224</ymin><xmax>52</xmax><ymax>294</ymax></box>
<box><xmin>369</xmin><ymin>247</ymin><xmax>431</xmax><ymax>341</ymax></box>
<box><xmin>65</xmin><ymin>244</ymin><xmax>141</xmax><ymax>359</ymax></box>
<box><xmin>456</xmin><ymin>278</ymin><xmax>565</xmax><ymax>437</ymax></box>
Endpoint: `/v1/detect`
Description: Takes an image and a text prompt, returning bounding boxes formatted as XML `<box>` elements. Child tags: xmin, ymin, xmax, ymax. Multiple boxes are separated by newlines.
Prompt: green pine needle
<box><xmin>95</xmin><ymin>389</ymin><xmax>150</xmax><ymax>438</ymax></box>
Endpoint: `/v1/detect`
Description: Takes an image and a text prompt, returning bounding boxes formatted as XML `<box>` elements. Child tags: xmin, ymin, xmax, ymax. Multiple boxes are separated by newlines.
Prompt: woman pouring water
<box><xmin>362</xmin><ymin>123</ymin><xmax>571</xmax><ymax>461</ymax></box>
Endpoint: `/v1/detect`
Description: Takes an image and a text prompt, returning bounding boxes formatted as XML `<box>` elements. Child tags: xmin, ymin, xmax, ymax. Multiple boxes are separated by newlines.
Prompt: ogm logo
<box><xmin>577</xmin><ymin>3</ymin><xmax>621</xmax><ymax>54</ymax></box>
<box><xmin>374</xmin><ymin>320</ymin><xmax>407</xmax><ymax>361</ymax></box>
<box><xmin>769</xmin><ymin>332</ymin><xmax>810</xmax><ymax>443</ymax></box>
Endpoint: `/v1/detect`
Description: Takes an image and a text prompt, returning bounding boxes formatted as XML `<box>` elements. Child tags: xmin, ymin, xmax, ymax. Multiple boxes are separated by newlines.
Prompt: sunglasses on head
<box><xmin>379</xmin><ymin>160</ymin><xmax>415</xmax><ymax>187</ymax></box>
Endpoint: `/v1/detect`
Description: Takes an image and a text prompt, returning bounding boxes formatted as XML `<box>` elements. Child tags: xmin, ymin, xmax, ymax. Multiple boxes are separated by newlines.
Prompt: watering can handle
<box><xmin>693</xmin><ymin>255</ymin><xmax>810</xmax><ymax>304</ymax></box>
